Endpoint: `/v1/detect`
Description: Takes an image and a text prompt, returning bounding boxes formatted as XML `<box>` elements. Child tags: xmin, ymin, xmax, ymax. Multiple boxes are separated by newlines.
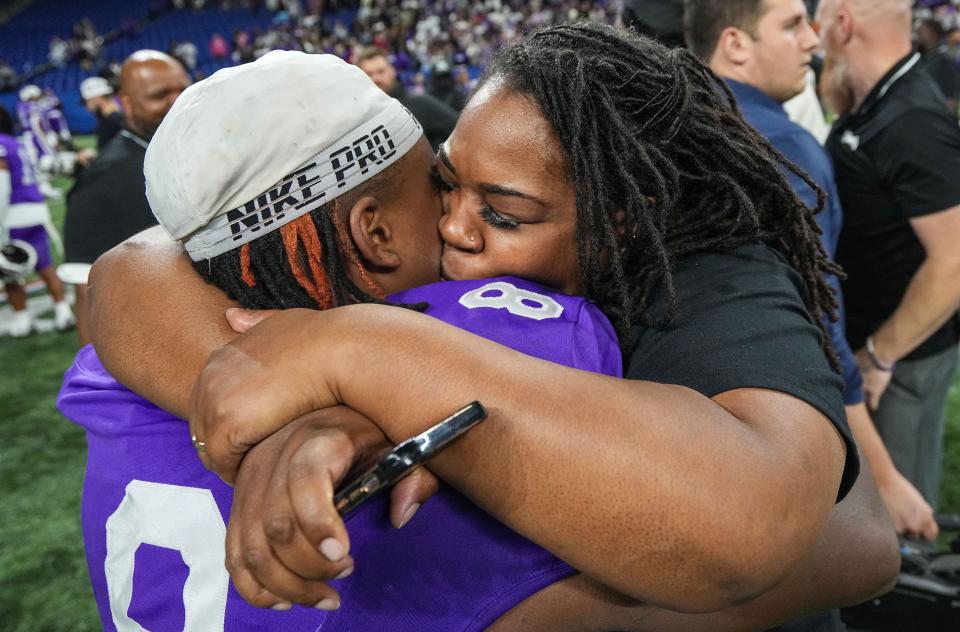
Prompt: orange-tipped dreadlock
<box><xmin>240</xmin><ymin>243</ymin><xmax>256</xmax><ymax>287</ymax></box>
<box><xmin>280</xmin><ymin>214</ymin><xmax>335</xmax><ymax>310</ymax></box>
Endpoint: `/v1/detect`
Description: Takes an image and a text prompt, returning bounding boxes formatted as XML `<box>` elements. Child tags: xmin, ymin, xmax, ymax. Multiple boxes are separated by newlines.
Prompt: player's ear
<box><xmin>347</xmin><ymin>195</ymin><xmax>402</xmax><ymax>271</ymax></box>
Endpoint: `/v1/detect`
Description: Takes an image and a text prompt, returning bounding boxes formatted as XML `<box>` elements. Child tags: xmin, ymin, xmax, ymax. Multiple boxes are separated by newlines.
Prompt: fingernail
<box><xmin>271</xmin><ymin>602</ymin><xmax>292</xmax><ymax>611</ymax></box>
<box><xmin>315</xmin><ymin>597</ymin><xmax>340</xmax><ymax>611</ymax></box>
<box><xmin>398</xmin><ymin>503</ymin><xmax>421</xmax><ymax>529</ymax></box>
<box><xmin>320</xmin><ymin>538</ymin><xmax>346</xmax><ymax>562</ymax></box>
<box><xmin>334</xmin><ymin>565</ymin><xmax>353</xmax><ymax>580</ymax></box>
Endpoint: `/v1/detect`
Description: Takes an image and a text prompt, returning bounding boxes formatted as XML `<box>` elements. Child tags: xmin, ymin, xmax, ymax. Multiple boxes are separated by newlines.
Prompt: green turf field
<box><xmin>1</xmin><ymin>140</ymin><xmax>959</xmax><ymax>631</ymax></box>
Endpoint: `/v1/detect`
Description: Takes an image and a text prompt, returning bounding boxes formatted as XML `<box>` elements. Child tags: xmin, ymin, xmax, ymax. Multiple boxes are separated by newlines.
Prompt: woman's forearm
<box><xmin>194</xmin><ymin>305</ymin><xmax>849</xmax><ymax>612</ymax></box>
<box><xmin>493</xmin><ymin>447</ymin><xmax>898</xmax><ymax>632</ymax></box>
<box><xmin>88</xmin><ymin>226</ymin><xmax>238</xmax><ymax>418</ymax></box>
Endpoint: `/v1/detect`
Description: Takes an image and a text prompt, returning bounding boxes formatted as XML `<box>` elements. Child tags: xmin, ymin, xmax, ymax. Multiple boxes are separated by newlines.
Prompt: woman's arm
<box><xmin>190</xmin><ymin>305</ymin><xmax>859</xmax><ymax>612</ymax></box>
<box><xmin>215</xmin><ymin>351</ymin><xmax>897</xmax><ymax>622</ymax></box>
<box><xmin>492</xmin><ymin>445</ymin><xmax>897</xmax><ymax>631</ymax></box>
<box><xmin>87</xmin><ymin>226</ymin><xmax>238</xmax><ymax>417</ymax></box>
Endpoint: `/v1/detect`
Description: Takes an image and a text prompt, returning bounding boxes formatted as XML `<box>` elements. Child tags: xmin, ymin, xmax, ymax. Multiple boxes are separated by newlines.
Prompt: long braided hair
<box><xmin>480</xmin><ymin>22</ymin><xmax>841</xmax><ymax>366</ymax></box>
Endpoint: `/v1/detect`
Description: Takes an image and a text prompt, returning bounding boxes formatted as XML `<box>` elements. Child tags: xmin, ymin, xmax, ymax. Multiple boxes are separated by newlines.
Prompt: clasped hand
<box><xmin>190</xmin><ymin>308</ymin><xmax>440</xmax><ymax>609</ymax></box>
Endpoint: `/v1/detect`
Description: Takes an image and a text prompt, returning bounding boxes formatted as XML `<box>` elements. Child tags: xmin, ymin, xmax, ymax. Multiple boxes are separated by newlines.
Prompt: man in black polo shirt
<box><xmin>64</xmin><ymin>50</ymin><xmax>190</xmax><ymax>343</ymax></box>
<box><xmin>818</xmin><ymin>0</ymin><xmax>960</xmax><ymax>508</ymax></box>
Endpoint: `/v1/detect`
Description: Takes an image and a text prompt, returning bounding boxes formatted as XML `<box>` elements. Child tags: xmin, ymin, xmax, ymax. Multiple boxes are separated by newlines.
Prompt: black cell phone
<box><xmin>333</xmin><ymin>401</ymin><xmax>487</xmax><ymax>518</ymax></box>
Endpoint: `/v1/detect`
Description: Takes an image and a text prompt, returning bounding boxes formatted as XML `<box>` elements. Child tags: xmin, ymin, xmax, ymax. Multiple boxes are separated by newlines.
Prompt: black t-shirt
<box><xmin>827</xmin><ymin>53</ymin><xmax>960</xmax><ymax>359</ymax></box>
<box><xmin>391</xmin><ymin>84</ymin><xmax>459</xmax><ymax>151</ymax></box>
<box><xmin>625</xmin><ymin>243</ymin><xmax>858</xmax><ymax>501</ymax></box>
<box><xmin>64</xmin><ymin>129</ymin><xmax>157</xmax><ymax>265</ymax></box>
<box><xmin>95</xmin><ymin>110</ymin><xmax>125</xmax><ymax>150</ymax></box>
<box><xmin>921</xmin><ymin>45</ymin><xmax>960</xmax><ymax>106</ymax></box>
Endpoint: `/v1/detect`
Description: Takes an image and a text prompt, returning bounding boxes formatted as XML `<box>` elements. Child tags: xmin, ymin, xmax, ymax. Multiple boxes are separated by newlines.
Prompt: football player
<box><xmin>0</xmin><ymin>104</ymin><xmax>73</xmax><ymax>336</ymax></box>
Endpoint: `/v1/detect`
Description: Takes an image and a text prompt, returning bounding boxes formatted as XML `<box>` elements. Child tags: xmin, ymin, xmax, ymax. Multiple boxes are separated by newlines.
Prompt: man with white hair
<box><xmin>818</xmin><ymin>0</ymin><xmax>960</xmax><ymax>509</ymax></box>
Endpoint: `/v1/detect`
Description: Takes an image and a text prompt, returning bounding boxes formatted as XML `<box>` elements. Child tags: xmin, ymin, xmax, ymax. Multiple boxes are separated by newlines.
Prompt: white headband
<box><xmin>183</xmin><ymin>103</ymin><xmax>421</xmax><ymax>260</ymax></box>
<box><xmin>144</xmin><ymin>51</ymin><xmax>428</xmax><ymax>261</ymax></box>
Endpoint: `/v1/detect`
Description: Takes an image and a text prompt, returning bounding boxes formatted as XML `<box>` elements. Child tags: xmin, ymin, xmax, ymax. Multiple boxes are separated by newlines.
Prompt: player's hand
<box><xmin>877</xmin><ymin>472</ymin><xmax>939</xmax><ymax>541</ymax></box>
<box><xmin>228</xmin><ymin>406</ymin><xmax>383</xmax><ymax>609</ymax></box>
<box><xmin>189</xmin><ymin>308</ymin><xmax>343</xmax><ymax>483</ymax></box>
<box><xmin>854</xmin><ymin>348</ymin><xmax>894</xmax><ymax>411</ymax></box>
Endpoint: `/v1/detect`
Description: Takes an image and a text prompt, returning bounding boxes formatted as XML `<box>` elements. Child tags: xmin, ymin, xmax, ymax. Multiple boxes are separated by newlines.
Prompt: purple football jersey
<box><xmin>58</xmin><ymin>276</ymin><xmax>621</xmax><ymax>631</ymax></box>
<box><xmin>0</xmin><ymin>133</ymin><xmax>44</xmax><ymax>204</ymax></box>
<box><xmin>16</xmin><ymin>100</ymin><xmax>56</xmax><ymax>158</ymax></box>
<box><xmin>15</xmin><ymin>100</ymin><xmax>34</xmax><ymax>132</ymax></box>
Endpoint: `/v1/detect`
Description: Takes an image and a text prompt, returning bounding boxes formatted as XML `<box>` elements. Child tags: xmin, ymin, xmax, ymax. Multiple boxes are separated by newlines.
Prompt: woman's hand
<box><xmin>226</xmin><ymin>406</ymin><xmax>441</xmax><ymax>610</ymax></box>
<box><xmin>189</xmin><ymin>308</ymin><xmax>340</xmax><ymax>483</ymax></box>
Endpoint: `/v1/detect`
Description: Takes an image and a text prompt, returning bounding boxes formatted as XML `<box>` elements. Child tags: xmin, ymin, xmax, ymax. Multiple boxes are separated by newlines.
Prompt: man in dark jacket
<box><xmin>65</xmin><ymin>50</ymin><xmax>190</xmax><ymax>343</ymax></box>
<box><xmin>356</xmin><ymin>47</ymin><xmax>458</xmax><ymax>150</ymax></box>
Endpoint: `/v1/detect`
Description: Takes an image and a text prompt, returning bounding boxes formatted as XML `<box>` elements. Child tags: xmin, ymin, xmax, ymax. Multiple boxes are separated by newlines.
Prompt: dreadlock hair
<box><xmin>194</xmin><ymin>169</ymin><xmax>396</xmax><ymax>312</ymax></box>
<box><xmin>479</xmin><ymin>22</ymin><xmax>841</xmax><ymax>368</ymax></box>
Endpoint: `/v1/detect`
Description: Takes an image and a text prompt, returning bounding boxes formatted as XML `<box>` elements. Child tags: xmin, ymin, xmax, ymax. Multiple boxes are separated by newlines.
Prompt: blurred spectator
<box><xmin>209</xmin><ymin>32</ymin><xmax>230</xmax><ymax>60</ymax></box>
<box><xmin>355</xmin><ymin>46</ymin><xmax>458</xmax><ymax>149</ymax></box>
<box><xmin>0</xmin><ymin>60</ymin><xmax>17</xmax><ymax>91</ymax></box>
<box><xmin>0</xmin><ymin>104</ymin><xmax>74</xmax><ymax>337</ymax></box>
<box><xmin>818</xmin><ymin>0</ymin><xmax>960</xmax><ymax>509</ymax></box>
<box><xmin>80</xmin><ymin>77</ymin><xmax>124</xmax><ymax>150</ymax></box>
<box><xmin>49</xmin><ymin>36</ymin><xmax>69</xmax><ymax>67</ymax></box>
<box><xmin>949</xmin><ymin>25</ymin><xmax>960</xmax><ymax>60</ymax></box>
<box><xmin>172</xmin><ymin>39</ymin><xmax>199</xmax><ymax>71</ymax></box>
<box><xmin>916</xmin><ymin>16</ymin><xmax>960</xmax><ymax>115</ymax></box>
<box><xmin>16</xmin><ymin>86</ymin><xmax>67</xmax><ymax>198</ymax></box>
<box><xmin>428</xmin><ymin>60</ymin><xmax>466</xmax><ymax>112</ymax></box>
<box><xmin>231</xmin><ymin>29</ymin><xmax>255</xmax><ymax>63</ymax></box>
<box><xmin>64</xmin><ymin>50</ymin><xmax>190</xmax><ymax>344</ymax></box>
<box><xmin>99</xmin><ymin>59</ymin><xmax>123</xmax><ymax>85</ymax></box>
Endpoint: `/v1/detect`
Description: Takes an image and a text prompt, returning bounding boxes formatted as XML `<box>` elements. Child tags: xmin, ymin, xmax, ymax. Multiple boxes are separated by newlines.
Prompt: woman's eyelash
<box><xmin>431</xmin><ymin>169</ymin><xmax>518</xmax><ymax>229</ymax></box>
<box><xmin>431</xmin><ymin>168</ymin><xmax>454</xmax><ymax>192</ymax></box>
<box><xmin>480</xmin><ymin>207</ymin><xmax>519</xmax><ymax>229</ymax></box>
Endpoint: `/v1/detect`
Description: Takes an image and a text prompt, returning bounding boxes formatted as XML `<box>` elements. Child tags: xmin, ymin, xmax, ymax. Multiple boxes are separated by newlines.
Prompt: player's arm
<box><xmin>191</xmin><ymin>305</ymin><xmax>874</xmax><ymax>612</ymax></box>
<box><xmin>87</xmin><ymin>225</ymin><xmax>238</xmax><ymax>417</ymax></box>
